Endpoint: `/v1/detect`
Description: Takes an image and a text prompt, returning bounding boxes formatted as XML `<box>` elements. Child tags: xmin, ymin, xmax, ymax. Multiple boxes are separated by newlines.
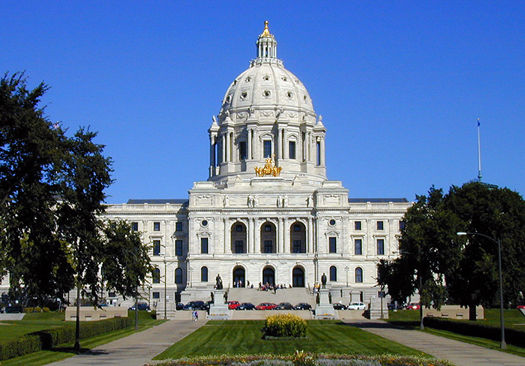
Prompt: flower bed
<box><xmin>147</xmin><ymin>353</ymin><xmax>453</xmax><ymax>366</ymax></box>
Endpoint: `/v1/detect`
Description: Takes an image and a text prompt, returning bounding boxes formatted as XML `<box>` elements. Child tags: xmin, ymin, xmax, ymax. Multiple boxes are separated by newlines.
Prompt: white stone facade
<box><xmin>103</xmin><ymin>22</ymin><xmax>412</xmax><ymax>308</ymax></box>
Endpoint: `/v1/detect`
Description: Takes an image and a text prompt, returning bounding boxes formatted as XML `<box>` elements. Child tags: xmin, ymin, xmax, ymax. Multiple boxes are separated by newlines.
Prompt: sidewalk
<box><xmin>347</xmin><ymin>320</ymin><xmax>524</xmax><ymax>366</ymax></box>
<box><xmin>49</xmin><ymin>318</ymin><xmax>206</xmax><ymax>366</ymax></box>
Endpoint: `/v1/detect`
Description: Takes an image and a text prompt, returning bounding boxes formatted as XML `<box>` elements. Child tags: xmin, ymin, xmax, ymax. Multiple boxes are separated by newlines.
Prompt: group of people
<box><xmin>257</xmin><ymin>282</ymin><xmax>291</xmax><ymax>293</ymax></box>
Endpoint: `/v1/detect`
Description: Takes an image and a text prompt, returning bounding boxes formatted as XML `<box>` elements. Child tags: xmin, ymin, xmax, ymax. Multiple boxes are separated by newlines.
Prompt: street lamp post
<box><xmin>457</xmin><ymin>231</ymin><xmax>506</xmax><ymax>349</ymax></box>
<box><xmin>164</xmin><ymin>258</ymin><xmax>167</xmax><ymax>320</ymax></box>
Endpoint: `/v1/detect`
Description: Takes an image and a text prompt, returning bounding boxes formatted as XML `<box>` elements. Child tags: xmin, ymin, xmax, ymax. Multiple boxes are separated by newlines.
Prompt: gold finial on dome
<box><xmin>260</xmin><ymin>20</ymin><xmax>271</xmax><ymax>37</ymax></box>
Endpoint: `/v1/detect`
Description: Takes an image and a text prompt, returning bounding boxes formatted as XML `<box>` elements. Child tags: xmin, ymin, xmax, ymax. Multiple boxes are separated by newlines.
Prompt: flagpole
<box><xmin>477</xmin><ymin>118</ymin><xmax>482</xmax><ymax>182</ymax></box>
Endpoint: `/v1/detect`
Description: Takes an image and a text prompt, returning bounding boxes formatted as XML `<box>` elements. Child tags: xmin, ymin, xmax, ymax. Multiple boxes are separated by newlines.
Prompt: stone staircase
<box><xmin>226</xmin><ymin>287</ymin><xmax>315</xmax><ymax>306</ymax></box>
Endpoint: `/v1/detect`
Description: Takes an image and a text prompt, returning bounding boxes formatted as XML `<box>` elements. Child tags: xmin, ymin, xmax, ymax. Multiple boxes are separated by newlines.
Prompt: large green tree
<box><xmin>446</xmin><ymin>182</ymin><xmax>525</xmax><ymax>319</ymax></box>
<box><xmin>0</xmin><ymin>73</ymin><xmax>74</xmax><ymax>304</ymax></box>
<box><xmin>379</xmin><ymin>182</ymin><xmax>525</xmax><ymax>322</ymax></box>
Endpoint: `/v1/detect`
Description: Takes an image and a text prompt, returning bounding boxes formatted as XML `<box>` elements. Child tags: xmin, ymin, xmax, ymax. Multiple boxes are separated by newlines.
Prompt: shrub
<box><xmin>262</xmin><ymin>314</ymin><xmax>307</xmax><ymax>338</ymax></box>
<box><xmin>424</xmin><ymin>317</ymin><xmax>525</xmax><ymax>348</ymax></box>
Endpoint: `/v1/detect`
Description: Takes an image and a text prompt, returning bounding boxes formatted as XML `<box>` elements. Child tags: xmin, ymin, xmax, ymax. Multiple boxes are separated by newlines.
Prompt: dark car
<box><xmin>276</xmin><ymin>302</ymin><xmax>293</xmax><ymax>310</ymax></box>
<box><xmin>294</xmin><ymin>303</ymin><xmax>312</xmax><ymax>310</ymax></box>
<box><xmin>237</xmin><ymin>302</ymin><xmax>256</xmax><ymax>310</ymax></box>
<box><xmin>176</xmin><ymin>302</ymin><xmax>184</xmax><ymax>310</ymax></box>
<box><xmin>183</xmin><ymin>301</ymin><xmax>206</xmax><ymax>310</ymax></box>
<box><xmin>129</xmin><ymin>302</ymin><xmax>150</xmax><ymax>311</ymax></box>
<box><xmin>5</xmin><ymin>306</ymin><xmax>23</xmax><ymax>313</ymax></box>
<box><xmin>333</xmin><ymin>303</ymin><xmax>346</xmax><ymax>310</ymax></box>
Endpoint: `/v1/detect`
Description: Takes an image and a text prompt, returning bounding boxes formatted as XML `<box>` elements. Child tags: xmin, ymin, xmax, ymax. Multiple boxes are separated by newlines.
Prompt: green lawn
<box><xmin>155</xmin><ymin>320</ymin><xmax>428</xmax><ymax>360</ymax></box>
<box><xmin>0</xmin><ymin>310</ymin><xmax>164</xmax><ymax>366</ymax></box>
<box><xmin>388</xmin><ymin>308</ymin><xmax>525</xmax><ymax>358</ymax></box>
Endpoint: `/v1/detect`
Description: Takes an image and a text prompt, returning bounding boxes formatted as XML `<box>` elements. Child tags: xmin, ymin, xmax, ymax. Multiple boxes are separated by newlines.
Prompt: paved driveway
<box><xmin>347</xmin><ymin>320</ymin><xmax>524</xmax><ymax>366</ymax></box>
<box><xmin>49</xmin><ymin>319</ymin><xmax>206</xmax><ymax>366</ymax></box>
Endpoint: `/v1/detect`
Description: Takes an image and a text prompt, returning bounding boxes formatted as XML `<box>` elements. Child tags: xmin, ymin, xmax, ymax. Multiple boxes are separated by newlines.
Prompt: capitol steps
<box><xmin>226</xmin><ymin>287</ymin><xmax>315</xmax><ymax>306</ymax></box>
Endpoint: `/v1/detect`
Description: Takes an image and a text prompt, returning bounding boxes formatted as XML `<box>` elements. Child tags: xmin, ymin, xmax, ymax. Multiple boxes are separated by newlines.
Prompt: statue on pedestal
<box><xmin>321</xmin><ymin>273</ymin><xmax>327</xmax><ymax>289</ymax></box>
<box><xmin>216</xmin><ymin>274</ymin><xmax>223</xmax><ymax>290</ymax></box>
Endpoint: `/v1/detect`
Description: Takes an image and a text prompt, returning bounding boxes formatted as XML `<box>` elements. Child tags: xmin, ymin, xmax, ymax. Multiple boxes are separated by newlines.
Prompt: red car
<box><xmin>255</xmin><ymin>302</ymin><xmax>277</xmax><ymax>310</ymax></box>
<box><xmin>227</xmin><ymin>301</ymin><xmax>240</xmax><ymax>310</ymax></box>
<box><xmin>406</xmin><ymin>303</ymin><xmax>420</xmax><ymax>310</ymax></box>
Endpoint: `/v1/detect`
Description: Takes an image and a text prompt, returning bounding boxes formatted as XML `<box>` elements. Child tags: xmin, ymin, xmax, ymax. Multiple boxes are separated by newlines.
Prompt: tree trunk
<box><xmin>469</xmin><ymin>304</ymin><xmax>477</xmax><ymax>321</ymax></box>
<box><xmin>74</xmin><ymin>285</ymin><xmax>80</xmax><ymax>352</ymax></box>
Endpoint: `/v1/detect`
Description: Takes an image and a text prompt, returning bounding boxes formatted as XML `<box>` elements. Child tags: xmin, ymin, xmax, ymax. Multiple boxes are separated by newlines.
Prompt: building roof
<box><xmin>126</xmin><ymin>199</ymin><xmax>188</xmax><ymax>204</ymax></box>
<box><xmin>349</xmin><ymin>198</ymin><xmax>408</xmax><ymax>203</ymax></box>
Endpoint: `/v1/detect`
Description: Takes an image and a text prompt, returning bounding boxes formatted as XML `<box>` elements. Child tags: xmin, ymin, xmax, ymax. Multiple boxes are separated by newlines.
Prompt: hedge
<box><xmin>423</xmin><ymin>317</ymin><xmax>525</xmax><ymax>348</ymax></box>
<box><xmin>0</xmin><ymin>316</ymin><xmax>132</xmax><ymax>361</ymax></box>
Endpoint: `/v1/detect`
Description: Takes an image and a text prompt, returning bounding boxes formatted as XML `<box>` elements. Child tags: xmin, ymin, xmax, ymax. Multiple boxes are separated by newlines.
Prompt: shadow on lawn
<box><xmin>336</xmin><ymin>320</ymin><xmax>418</xmax><ymax>330</ymax></box>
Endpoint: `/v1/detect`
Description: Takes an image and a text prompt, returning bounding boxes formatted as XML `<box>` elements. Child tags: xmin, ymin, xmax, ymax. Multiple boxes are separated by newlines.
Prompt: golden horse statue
<box><xmin>255</xmin><ymin>157</ymin><xmax>282</xmax><ymax>177</ymax></box>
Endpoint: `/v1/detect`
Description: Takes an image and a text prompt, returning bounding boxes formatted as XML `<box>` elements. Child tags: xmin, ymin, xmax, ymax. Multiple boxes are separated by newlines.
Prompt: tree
<box><xmin>102</xmin><ymin>220</ymin><xmax>152</xmax><ymax>328</ymax></box>
<box><xmin>56</xmin><ymin>128</ymin><xmax>113</xmax><ymax>351</ymax></box>
<box><xmin>445</xmin><ymin>182</ymin><xmax>525</xmax><ymax>319</ymax></box>
<box><xmin>0</xmin><ymin>73</ymin><xmax>74</xmax><ymax>305</ymax></box>
<box><xmin>378</xmin><ymin>186</ymin><xmax>459</xmax><ymax>329</ymax></box>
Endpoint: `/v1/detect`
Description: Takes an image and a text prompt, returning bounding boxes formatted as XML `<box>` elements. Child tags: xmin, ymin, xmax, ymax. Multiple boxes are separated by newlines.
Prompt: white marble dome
<box><xmin>218</xmin><ymin>22</ymin><xmax>316</xmax><ymax>122</ymax></box>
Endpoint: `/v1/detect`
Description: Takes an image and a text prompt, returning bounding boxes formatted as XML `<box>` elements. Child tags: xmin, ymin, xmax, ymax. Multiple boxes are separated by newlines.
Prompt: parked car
<box><xmin>183</xmin><ymin>301</ymin><xmax>206</xmax><ymax>310</ymax></box>
<box><xmin>333</xmin><ymin>303</ymin><xmax>347</xmax><ymax>310</ymax></box>
<box><xmin>347</xmin><ymin>302</ymin><xmax>366</xmax><ymax>310</ymax></box>
<box><xmin>4</xmin><ymin>306</ymin><xmax>23</xmax><ymax>313</ymax></box>
<box><xmin>294</xmin><ymin>303</ymin><xmax>312</xmax><ymax>310</ymax></box>
<box><xmin>227</xmin><ymin>301</ymin><xmax>240</xmax><ymax>310</ymax></box>
<box><xmin>129</xmin><ymin>302</ymin><xmax>150</xmax><ymax>311</ymax></box>
<box><xmin>255</xmin><ymin>302</ymin><xmax>277</xmax><ymax>310</ymax></box>
<box><xmin>406</xmin><ymin>303</ymin><xmax>420</xmax><ymax>310</ymax></box>
<box><xmin>237</xmin><ymin>302</ymin><xmax>256</xmax><ymax>310</ymax></box>
<box><xmin>176</xmin><ymin>302</ymin><xmax>184</xmax><ymax>310</ymax></box>
<box><xmin>276</xmin><ymin>302</ymin><xmax>293</xmax><ymax>310</ymax></box>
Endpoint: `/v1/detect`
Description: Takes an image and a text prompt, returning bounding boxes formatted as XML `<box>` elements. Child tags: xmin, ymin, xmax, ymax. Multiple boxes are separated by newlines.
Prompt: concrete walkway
<box><xmin>347</xmin><ymin>320</ymin><xmax>524</xmax><ymax>366</ymax></box>
<box><xmin>49</xmin><ymin>318</ymin><xmax>207</xmax><ymax>366</ymax></box>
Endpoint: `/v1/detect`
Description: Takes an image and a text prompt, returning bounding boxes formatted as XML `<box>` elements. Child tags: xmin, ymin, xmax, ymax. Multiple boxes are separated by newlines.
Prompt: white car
<box><xmin>347</xmin><ymin>302</ymin><xmax>366</xmax><ymax>310</ymax></box>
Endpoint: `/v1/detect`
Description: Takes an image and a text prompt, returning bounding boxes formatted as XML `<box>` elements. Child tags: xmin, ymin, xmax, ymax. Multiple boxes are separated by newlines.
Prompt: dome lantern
<box><xmin>256</xmin><ymin>21</ymin><xmax>277</xmax><ymax>60</ymax></box>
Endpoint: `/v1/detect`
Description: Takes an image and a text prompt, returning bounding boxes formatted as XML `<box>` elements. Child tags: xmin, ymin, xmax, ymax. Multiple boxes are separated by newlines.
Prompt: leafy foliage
<box><xmin>379</xmin><ymin>182</ymin><xmax>525</xmax><ymax>320</ymax></box>
<box><xmin>262</xmin><ymin>314</ymin><xmax>307</xmax><ymax>338</ymax></box>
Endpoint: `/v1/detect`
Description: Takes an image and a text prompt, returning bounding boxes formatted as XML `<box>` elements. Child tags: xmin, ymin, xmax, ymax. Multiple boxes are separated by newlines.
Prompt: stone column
<box><xmin>254</xmin><ymin>219</ymin><xmax>260</xmax><ymax>253</ymax></box>
<box><xmin>248</xmin><ymin>218</ymin><xmax>253</xmax><ymax>253</ymax></box>
<box><xmin>320</xmin><ymin>137</ymin><xmax>326</xmax><ymax>166</ymax></box>
<box><xmin>247</xmin><ymin>129</ymin><xmax>252</xmax><ymax>160</ymax></box>
<box><xmin>221</xmin><ymin>134</ymin><xmax>226</xmax><ymax>164</ymax></box>
<box><xmin>308</xmin><ymin>217</ymin><xmax>313</xmax><ymax>253</ymax></box>
<box><xmin>278</xmin><ymin>218</ymin><xmax>284</xmax><ymax>253</ymax></box>
<box><xmin>283</xmin><ymin>129</ymin><xmax>288</xmax><ymax>159</ymax></box>
<box><xmin>225</xmin><ymin>132</ymin><xmax>230</xmax><ymax>162</ymax></box>
<box><xmin>224</xmin><ymin>218</ymin><xmax>231</xmax><ymax>254</ymax></box>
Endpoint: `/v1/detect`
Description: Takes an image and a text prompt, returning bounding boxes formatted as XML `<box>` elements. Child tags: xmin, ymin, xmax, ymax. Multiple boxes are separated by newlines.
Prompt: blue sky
<box><xmin>2</xmin><ymin>1</ymin><xmax>523</xmax><ymax>203</ymax></box>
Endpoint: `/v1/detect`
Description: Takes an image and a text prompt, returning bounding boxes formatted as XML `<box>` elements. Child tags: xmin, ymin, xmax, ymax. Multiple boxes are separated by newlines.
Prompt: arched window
<box><xmin>330</xmin><ymin>266</ymin><xmax>337</xmax><ymax>281</ymax></box>
<box><xmin>152</xmin><ymin>268</ymin><xmax>160</xmax><ymax>284</ymax></box>
<box><xmin>175</xmin><ymin>268</ymin><xmax>183</xmax><ymax>284</ymax></box>
<box><xmin>355</xmin><ymin>267</ymin><xmax>363</xmax><ymax>283</ymax></box>
<box><xmin>201</xmin><ymin>266</ymin><xmax>208</xmax><ymax>282</ymax></box>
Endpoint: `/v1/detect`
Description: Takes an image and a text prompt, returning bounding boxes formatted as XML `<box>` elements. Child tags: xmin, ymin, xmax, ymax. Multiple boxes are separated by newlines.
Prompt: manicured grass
<box><xmin>0</xmin><ymin>310</ymin><xmax>164</xmax><ymax>366</ymax></box>
<box><xmin>155</xmin><ymin>320</ymin><xmax>428</xmax><ymax>360</ymax></box>
<box><xmin>0</xmin><ymin>312</ymin><xmax>66</xmax><ymax>343</ymax></box>
<box><xmin>388</xmin><ymin>308</ymin><xmax>525</xmax><ymax>330</ymax></box>
<box><xmin>388</xmin><ymin>308</ymin><xmax>525</xmax><ymax>357</ymax></box>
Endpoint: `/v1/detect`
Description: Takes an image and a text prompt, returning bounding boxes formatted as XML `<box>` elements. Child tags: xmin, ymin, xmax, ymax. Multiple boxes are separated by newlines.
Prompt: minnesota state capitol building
<box><xmin>105</xmin><ymin>22</ymin><xmax>411</xmax><ymax>308</ymax></box>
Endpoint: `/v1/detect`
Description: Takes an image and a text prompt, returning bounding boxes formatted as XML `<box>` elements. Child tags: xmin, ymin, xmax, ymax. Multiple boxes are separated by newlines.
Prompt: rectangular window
<box><xmin>108</xmin><ymin>291</ymin><xmax>116</xmax><ymax>298</ymax></box>
<box><xmin>329</xmin><ymin>237</ymin><xmax>337</xmax><ymax>253</ymax></box>
<box><xmin>131</xmin><ymin>222</ymin><xmax>139</xmax><ymax>231</ymax></box>
<box><xmin>399</xmin><ymin>221</ymin><xmax>406</xmax><ymax>231</ymax></box>
<box><xmin>153</xmin><ymin>240</ymin><xmax>161</xmax><ymax>256</ymax></box>
<box><xmin>316</xmin><ymin>141</ymin><xmax>321</xmax><ymax>166</ymax></box>
<box><xmin>377</xmin><ymin>221</ymin><xmax>384</xmax><ymax>230</ymax></box>
<box><xmin>239</xmin><ymin>141</ymin><xmax>247</xmax><ymax>160</ymax></box>
<box><xmin>264</xmin><ymin>240</ymin><xmax>273</xmax><ymax>253</ymax></box>
<box><xmin>293</xmin><ymin>240</ymin><xmax>302</xmax><ymax>253</ymax></box>
<box><xmin>201</xmin><ymin>238</ymin><xmax>208</xmax><ymax>254</ymax></box>
<box><xmin>377</xmin><ymin>239</ymin><xmax>385</xmax><ymax>255</ymax></box>
<box><xmin>354</xmin><ymin>221</ymin><xmax>361</xmax><ymax>230</ymax></box>
<box><xmin>355</xmin><ymin>239</ymin><xmax>362</xmax><ymax>255</ymax></box>
<box><xmin>263</xmin><ymin>140</ymin><xmax>272</xmax><ymax>158</ymax></box>
<box><xmin>153</xmin><ymin>222</ymin><xmax>160</xmax><ymax>231</ymax></box>
<box><xmin>234</xmin><ymin>240</ymin><xmax>243</xmax><ymax>253</ymax></box>
<box><xmin>175</xmin><ymin>222</ymin><xmax>183</xmax><ymax>232</ymax></box>
<box><xmin>152</xmin><ymin>292</ymin><xmax>160</xmax><ymax>299</ymax></box>
<box><xmin>175</xmin><ymin>240</ymin><xmax>183</xmax><ymax>256</ymax></box>
<box><xmin>289</xmin><ymin>141</ymin><xmax>296</xmax><ymax>159</ymax></box>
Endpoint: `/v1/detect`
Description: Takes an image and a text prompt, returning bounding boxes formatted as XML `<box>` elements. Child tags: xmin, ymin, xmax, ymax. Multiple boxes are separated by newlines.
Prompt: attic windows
<box><xmin>263</xmin><ymin>75</ymin><xmax>270</xmax><ymax>81</ymax></box>
<box><xmin>245</xmin><ymin>76</ymin><xmax>252</xmax><ymax>82</ymax></box>
<box><xmin>240</xmin><ymin>91</ymin><xmax>248</xmax><ymax>100</ymax></box>
<box><xmin>287</xmin><ymin>91</ymin><xmax>293</xmax><ymax>98</ymax></box>
<box><xmin>263</xmin><ymin>90</ymin><xmax>271</xmax><ymax>98</ymax></box>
